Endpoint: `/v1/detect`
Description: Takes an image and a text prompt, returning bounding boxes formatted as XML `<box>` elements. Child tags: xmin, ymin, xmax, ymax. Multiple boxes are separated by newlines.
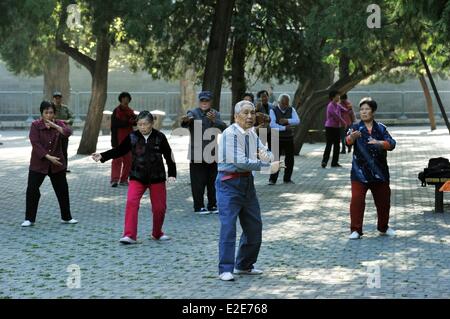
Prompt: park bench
<box><xmin>419</xmin><ymin>157</ymin><xmax>450</xmax><ymax>213</ymax></box>
<box><xmin>423</xmin><ymin>177</ymin><xmax>450</xmax><ymax>213</ymax></box>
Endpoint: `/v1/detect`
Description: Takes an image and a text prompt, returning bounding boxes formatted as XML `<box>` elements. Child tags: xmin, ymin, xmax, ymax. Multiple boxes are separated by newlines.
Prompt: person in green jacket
<box><xmin>53</xmin><ymin>91</ymin><xmax>75</xmax><ymax>173</ymax></box>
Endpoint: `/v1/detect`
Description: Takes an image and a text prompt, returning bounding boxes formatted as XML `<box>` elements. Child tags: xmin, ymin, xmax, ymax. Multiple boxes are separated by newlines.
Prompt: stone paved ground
<box><xmin>1</xmin><ymin>126</ymin><xmax>450</xmax><ymax>299</ymax></box>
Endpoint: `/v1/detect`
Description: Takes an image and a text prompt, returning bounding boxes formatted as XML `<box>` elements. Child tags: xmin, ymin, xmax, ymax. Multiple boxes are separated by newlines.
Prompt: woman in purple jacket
<box><xmin>321</xmin><ymin>90</ymin><xmax>349</xmax><ymax>168</ymax></box>
<box><xmin>21</xmin><ymin>101</ymin><xmax>78</xmax><ymax>227</ymax></box>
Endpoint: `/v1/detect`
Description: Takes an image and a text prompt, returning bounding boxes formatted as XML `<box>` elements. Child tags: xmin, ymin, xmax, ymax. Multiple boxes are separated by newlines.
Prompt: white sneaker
<box><xmin>349</xmin><ymin>231</ymin><xmax>361</xmax><ymax>240</ymax></box>
<box><xmin>61</xmin><ymin>219</ymin><xmax>78</xmax><ymax>224</ymax></box>
<box><xmin>233</xmin><ymin>268</ymin><xmax>263</xmax><ymax>275</ymax></box>
<box><xmin>119</xmin><ymin>236</ymin><xmax>137</xmax><ymax>244</ymax></box>
<box><xmin>380</xmin><ymin>228</ymin><xmax>396</xmax><ymax>237</ymax></box>
<box><xmin>21</xmin><ymin>220</ymin><xmax>34</xmax><ymax>227</ymax></box>
<box><xmin>219</xmin><ymin>272</ymin><xmax>235</xmax><ymax>281</ymax></box>
<box><xmin>151</xmin><ymin>234</ymin><xmax>171</xmax><ymax>241</ymax></box>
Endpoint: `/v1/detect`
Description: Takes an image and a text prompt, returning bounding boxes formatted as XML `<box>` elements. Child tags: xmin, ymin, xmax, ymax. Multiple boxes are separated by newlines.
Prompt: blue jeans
<box><xmin>216</xmin><ymin>172</ymin><xmax>262</xmax><ymax>274</ymax></box>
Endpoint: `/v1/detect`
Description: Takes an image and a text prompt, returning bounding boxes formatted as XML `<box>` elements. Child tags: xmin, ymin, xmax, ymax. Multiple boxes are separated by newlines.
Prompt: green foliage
<box><xmin>3</xmin><ymin>0</ymin><xmax>450</xmax><ymax>91</ymax></box>
<box><xmin>0</xmin><ymin>0</ymin><xmax>56</xmax><ymax>76</ymax></box>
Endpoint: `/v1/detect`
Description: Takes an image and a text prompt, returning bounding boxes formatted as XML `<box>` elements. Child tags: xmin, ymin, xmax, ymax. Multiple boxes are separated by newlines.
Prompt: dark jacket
<box><xmin>256</xmin><ymin>102</ymin><xmax>273</xmax><ymax>116</ymax></box>
<box><xmin>54</xmin><ymin>104</ymin><xmax>74</xmax><ymax>126</ymax></box>
<box><xmin>111</xmin><ymin>105</ymin><xmax>137</xmax><ymax>148</ymax></box>
<box><xmin>181</xmin><ymin>107</ymin><xmax>227</xmax><ymax>162</ymax></box>
<box><xmin>101</xmin><ymin>129</ymin><xmax>176</xmax><ymax>185</ymax></box>
<box><xmin>347</xmin><ymin>120</ymin><xmax>396</xmax><ymax>183</ymax></box>
<box><xmin>29</xmin><ymin>119</ymin><xmax>72</xmax><ymax>174</ymax></box>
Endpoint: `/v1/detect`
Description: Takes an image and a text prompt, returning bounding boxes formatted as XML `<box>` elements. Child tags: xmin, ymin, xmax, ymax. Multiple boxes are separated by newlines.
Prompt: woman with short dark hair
<box><xmin>346</xmin><ymin>98</ymin><xmax>396</xmax><ymax>239</ymax></box>
<box><xmin>92</xmin><ymin>111</ymin><xmax>177</xmax><ymax>244</ymax></box>
<box><xmin>321</xmin><ymin>90</ymin><xmax>349</xmax><ymax>168</ymax></box>
<box><xmin>21</xmin><ymin>101</ymin><xmax>78</xmax><ymax>227</ymax></box>
<box><xmin>110</xmin><ymin>92</ymin><xmax>137</xmax><ymax>187</ymax></box>
<box><xmin>243</xmin><ymin>93</ymin><xmax>255</xmax><ymax>103</ymax></box>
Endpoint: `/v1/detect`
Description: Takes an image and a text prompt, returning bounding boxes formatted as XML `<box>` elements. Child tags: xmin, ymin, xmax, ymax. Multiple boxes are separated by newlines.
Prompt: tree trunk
<box><xmin>43</xmin><ymin>52</ymin><xmax>70</xmax><ymax>104</ymax></box>
<box><xmin>230</xmin><ymin>0</ymin><xmax>253</xmax><ymax>124</ymax></box>
<box><xmin>76</xmin><ymin>35</ymin><xmax>110</xmax><ymax>155</ymax></box>
<box><xmin>293</xmin><ymin>65</ymin><xmax>334</xmax><ymax>111</ymax></box>
<box><xmin>292</xmin><ymin>65</ymin><xmax>334</xmax><ymax>145</ymax></box>
<box><xmin>419</xmin><ymin>73</ymin><xmax>436</xmax><ymax>131</ymax></box>
<box><xmin>339</xmin><ymin>53</ymin><xmax>350</xmax><ymax>79</ymax></box>
<box><xmin>230</xmin><ymin>35</ymin><xmax>248</xmax><ymax>124</ymax></box>
<box><xmin>417</xmin><ymin>42</ymin><xmax>450</xmax><ymax>134</ymax></box>
<box><xmin>293</xmin><ymin>74</ymin><xmax>367</xmax><ymax>155</ymax></box>
<box><xmin>202</xmin><ymin>0</ymin><xmax>235</xmax><ymax>111</ymax></box>
<box><xmin>176</xmin><ymin>65</ymin><xmax>197</xmax><ymax>128</ymax></box>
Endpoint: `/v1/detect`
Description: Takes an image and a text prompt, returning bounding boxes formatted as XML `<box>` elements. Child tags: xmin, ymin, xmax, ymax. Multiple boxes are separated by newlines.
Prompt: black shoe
<box><xmin>268</xmin><ymin>180</ymin><xmax>276</xmax><ymax>185</ymax></box>
<box><xmin>321</xmin><ymin>162</ymin><xmax>327</xmax><ymax>168</ymax></box>
<box><xmin>208</xmin><ymin>206</ymin><xmax>219</xmax><ymax>214</ymax></box>
<box><xmin>195</xmin><ymin>208</ymin><xmax>210</xmax><ymax>215</ymax></box>
<box><xmin>111</xmin><ymin>182</ymin><xmax>119</xmax><ymax>187</ymax></box>
<box><xmin>340</xmin><ymin>150</ymin><xmax>346</xmax><ymax>154</ymax></box>
<box><xmin>119</xmin><ymin>181</ymin><xmax>129</xmax><ymax>186</ymax></box>
<box><xmin>331</xmin><ymin>163</ymin><xmax>342</xmax><ymax>168</ymax></box>
<box><xmin>283</xmin><ymin>180</ymin><xmax>295</xmax><ymax>184</ymax></box>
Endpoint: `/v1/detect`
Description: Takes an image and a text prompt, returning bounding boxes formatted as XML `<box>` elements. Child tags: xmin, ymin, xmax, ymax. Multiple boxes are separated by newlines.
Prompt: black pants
<box><xmin>61</xmin><ymin>136</ymin><xmax>69</xmax><ymax>168</ymax></box>
<box><xmin>25</xmin><ymin>170</ymin><xmax>72</xmax><ymax>222</ymax></box>
<box><xmin>270</xmin><ymin>138</ymin><xmax>294</xmax><ymax>183</ymax></box>
<box><xmin>189</xmin><ymin>162</ymin><xmax>217</xmax><ymax>211</ymax></box>
<box><xmin>322</xmin><ymin>127</ymin><xmax>341</xmax><ymax>166</ymax></box>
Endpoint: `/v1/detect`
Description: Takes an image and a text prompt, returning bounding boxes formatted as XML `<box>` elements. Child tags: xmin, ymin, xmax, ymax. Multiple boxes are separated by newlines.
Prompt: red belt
<box><xmin>221</xmin><ymin>171</ymin><xmax>251</xmax><ymax>181</ymax></box>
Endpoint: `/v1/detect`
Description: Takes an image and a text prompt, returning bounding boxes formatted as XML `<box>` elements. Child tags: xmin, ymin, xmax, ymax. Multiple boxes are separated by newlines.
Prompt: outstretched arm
<box><xmin>92</xmin><ymin>135</ymin><xmax>132</xmax><ymax>163</ymax></box>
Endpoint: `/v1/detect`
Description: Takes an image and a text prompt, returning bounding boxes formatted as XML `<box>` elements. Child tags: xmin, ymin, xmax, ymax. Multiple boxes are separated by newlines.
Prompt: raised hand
<box><xmin>167</xmin><ymin>177</ymin><xmax>176</xmax><ymax>183</ymax></box>
<box><xmin>269</xmin><ymin>161</ymin><xmax>283</xmax><ymax>174</ymax></box>
<box><xmin>46</xmin><ymin>155</ymin><xmax>63</xmax><ymax>166</ymax></box>
<box><xmin>368</xmin><ymin>137</ymin><xmax>382</xmax><ymax>145</ymax></box>
<box><xmin>206</xmin><ymin>111</ymin><xmax>216</xmax><ymax>123</ymax></box>
<box><xmin>181</xmin><ymin>115</ymin><xmax>193</xmax><ymax>123</ymax></box>
<box><xmin>257</xmin><ymin>148</ymin><xmax>273</xmax><ymax>162</ymax></box>
<box><xmin>350</xmin><ymin>129</ymin><xmax>362</xmax><ymax>141</ymax></box>
<box><xmin>91</xmin><ymin>153</ymin><xmax>102</xmax><ymax>162</ymax></box>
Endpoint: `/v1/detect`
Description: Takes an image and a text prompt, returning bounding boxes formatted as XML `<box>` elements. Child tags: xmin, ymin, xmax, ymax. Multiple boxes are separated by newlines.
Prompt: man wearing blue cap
<box><xmin>181</xmin><ymin>91</ymin><xmax>227</xmax><ymax>215</ymax></box>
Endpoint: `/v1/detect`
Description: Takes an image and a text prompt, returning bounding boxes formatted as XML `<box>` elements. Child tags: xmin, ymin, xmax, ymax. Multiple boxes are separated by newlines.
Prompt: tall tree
<box><xmin>202</xmin><ymin>0</ymin><xmax>235</xmax><ymax>111</ymax></box>
<box><xmin>0</xmin><ymin>0</ymin><xmax>71</xmax><ymax>104</ymax></box>
<box><xmin>54</xmin><ymin>0</ymin><xmax>171</xmax><ymax>154</ymax></box>
<box><xmin>55</xmin><ymin>0</ymin><xmax>114</xmax><ymax>154</ymax></box>
<box><xmin>230</xmin><ymin>0</ymin><xmax>254</xmax><ymax>122</ymax></box>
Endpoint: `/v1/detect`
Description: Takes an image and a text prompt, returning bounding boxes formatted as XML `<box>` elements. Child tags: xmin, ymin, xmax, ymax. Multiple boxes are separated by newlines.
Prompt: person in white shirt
<box><xmin>216</xmin><ymin>100</ymin><xmax>282</xmax><ymax>281</ymax></box>
<box><xmin>268</xmin><ymin>93</ymin><xmax>300</xmax><ymax>185</ymax></box>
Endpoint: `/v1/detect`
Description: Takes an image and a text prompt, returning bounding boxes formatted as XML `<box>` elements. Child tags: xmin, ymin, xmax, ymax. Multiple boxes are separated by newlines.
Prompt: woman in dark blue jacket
<box><xmin>346</xmin><ymin>98</ymin><xmax>396</xmax><ymax>239</ymax></box>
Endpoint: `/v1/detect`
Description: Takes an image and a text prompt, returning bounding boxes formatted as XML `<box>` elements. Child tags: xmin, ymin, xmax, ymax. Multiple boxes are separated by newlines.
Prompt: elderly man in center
<box><xmin>216</xmin><ymin>100</ymin><xmax>282</xmax><ymax>282</ymax></box>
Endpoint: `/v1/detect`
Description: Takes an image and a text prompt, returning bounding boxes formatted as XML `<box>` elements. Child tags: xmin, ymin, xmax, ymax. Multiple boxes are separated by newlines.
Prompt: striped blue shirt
<box><xmin>218</xmin><ymin>123</ymin><xmax>273</xmax><ymax>172</ymax></box>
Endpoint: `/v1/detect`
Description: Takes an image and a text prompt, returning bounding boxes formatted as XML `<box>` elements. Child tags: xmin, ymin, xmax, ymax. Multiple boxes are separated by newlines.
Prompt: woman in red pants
<box><xmin>92</xmin><ymin>111</ymin><xmax>176</xmax><ymax>244</ymax></box>
<box><xmin>346</xmin><ymin>98</ymin><xmax>397</xmax><ymax>240</ymax></box>
<box><xmin>110</xmin><ymin>92</ymin><xmax>137</xmax><ymax>187</ymax></box>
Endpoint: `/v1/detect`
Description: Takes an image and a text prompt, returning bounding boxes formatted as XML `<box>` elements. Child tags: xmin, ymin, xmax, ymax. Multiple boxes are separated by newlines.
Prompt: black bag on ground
<box><xmin>418</xmin><ymin>157</ymin><xmax>450</xmax><ymax>186</ymax></box>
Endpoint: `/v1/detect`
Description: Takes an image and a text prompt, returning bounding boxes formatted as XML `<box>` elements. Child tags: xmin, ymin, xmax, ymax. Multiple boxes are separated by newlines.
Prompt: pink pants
<box><xmin>123</xmin><ymin>180</ymin><xmax>167</xmax><ymax>240</ymax></box>
<box><xmin>111</xmin><ymin>152</ymin><xmax>132</xmax><ymax>183</ymax></box>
